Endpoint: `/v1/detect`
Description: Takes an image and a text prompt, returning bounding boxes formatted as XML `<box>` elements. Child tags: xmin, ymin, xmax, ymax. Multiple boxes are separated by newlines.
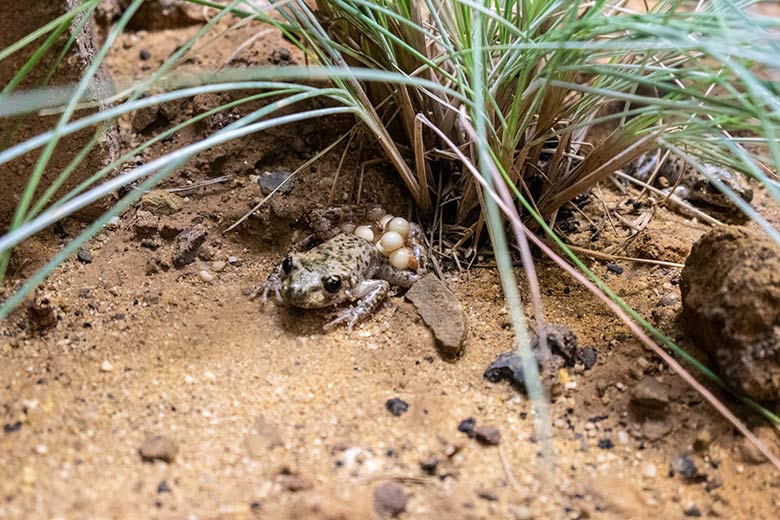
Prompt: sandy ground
<box><xmin>2</xmin><ymin>6</ymin><xmax>780</xmax><ymax>520</ymax></box>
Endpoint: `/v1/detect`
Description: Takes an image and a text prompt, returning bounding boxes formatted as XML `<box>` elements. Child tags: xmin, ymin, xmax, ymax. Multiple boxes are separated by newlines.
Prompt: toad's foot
<box><xmin>250</xmin><ymin>264</ymin><xmax>284</xmax><ymax>304</ymax></box>
<box><xmin>323</xmin><ymin>279</ymin><xmax>390</xmax><ymax>332</ymax></box>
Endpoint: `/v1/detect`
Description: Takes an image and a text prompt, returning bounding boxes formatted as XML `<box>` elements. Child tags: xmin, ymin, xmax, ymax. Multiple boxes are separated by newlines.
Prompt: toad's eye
<box><xmin>322</xmin><ymin>275</ymin><xmax>342</xmax><ymax>293</ymax></box>
<box><xmin>281</xmin><ymin>256</ymin><xmax>292</xmax><ymax>274</ymax></box>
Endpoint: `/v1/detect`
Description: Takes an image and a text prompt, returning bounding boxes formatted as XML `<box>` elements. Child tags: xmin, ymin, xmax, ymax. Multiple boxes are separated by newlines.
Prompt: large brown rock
<box><xmin>0</xmin><ymin>0</ymin><xmax>119</xmax><ymax>229</ymax></box>
<box><xmin>681</xmin><ymin>226</ymin><xmax>780</xmax><ymax>401</ymax></box>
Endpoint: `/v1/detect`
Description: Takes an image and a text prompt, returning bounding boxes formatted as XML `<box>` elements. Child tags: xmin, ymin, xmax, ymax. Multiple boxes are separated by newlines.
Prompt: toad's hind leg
<box><xmin>374</xmin><ymin>265</ymin><xmax>420</xmax><ymax>288</ymax></box>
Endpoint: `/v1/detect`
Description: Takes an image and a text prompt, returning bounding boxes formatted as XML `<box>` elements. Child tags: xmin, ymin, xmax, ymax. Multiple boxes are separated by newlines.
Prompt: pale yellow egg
<box><xmin>378</xmin><ymin>231</ymin><xmax>404</xmax><ymax>254</ymax></box>
<box><xmin>389</xmin><ymin>247</ymin><xmax>411</xmax><ymax>269</ymax></box>
<box><xmin>354</xmin><ymin>225</ymin><xmax>374</xmax><ymax>242</ymax></box>
<box><xmin>386</xmin><ymin>217</ymin><xmax>410</xmax><ymax>238</ymax></box>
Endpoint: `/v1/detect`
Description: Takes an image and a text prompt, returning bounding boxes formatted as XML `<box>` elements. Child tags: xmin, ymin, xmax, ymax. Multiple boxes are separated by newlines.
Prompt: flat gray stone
<box><xmin>405</xmin><ymin>273</ymin><xmax>466</xmax><ymax>357</ymax></box>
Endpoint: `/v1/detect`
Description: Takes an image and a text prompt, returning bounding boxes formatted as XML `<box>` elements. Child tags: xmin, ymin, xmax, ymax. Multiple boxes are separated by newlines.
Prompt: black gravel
<box><xmin>385</xmin><ymin>397</ymin><xmax>409</xmax><ymax>417</ymax></box>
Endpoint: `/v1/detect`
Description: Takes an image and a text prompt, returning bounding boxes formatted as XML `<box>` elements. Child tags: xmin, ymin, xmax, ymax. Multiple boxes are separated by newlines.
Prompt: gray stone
<box><xmin>373</xmin><ymin>482</ymin><xmax>407</xmax><ymax>517</ymax></box>
<box><xmin>405</xmin><ymin>273</ymin><xmax>466</xmax><ymax>356</ymax></box>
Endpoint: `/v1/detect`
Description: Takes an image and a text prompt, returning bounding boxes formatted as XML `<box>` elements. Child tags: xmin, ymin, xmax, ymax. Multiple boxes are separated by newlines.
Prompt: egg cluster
<box><xmin>340</xmin><ymin>215</ymin><xmax>418</xmax><ymax>271</ymax></box>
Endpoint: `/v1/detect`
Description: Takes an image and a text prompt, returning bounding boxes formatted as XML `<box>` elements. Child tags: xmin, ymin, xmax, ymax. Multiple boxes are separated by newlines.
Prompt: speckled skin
<box><xmin>256</xmin><ymin>208</ymin><xmax>427</xmax><ymax>331</ymax></box>
<box><xmin>628</xmin><ymin>152</ymin><xmax>753</xmax><ymax>210</ymax></box>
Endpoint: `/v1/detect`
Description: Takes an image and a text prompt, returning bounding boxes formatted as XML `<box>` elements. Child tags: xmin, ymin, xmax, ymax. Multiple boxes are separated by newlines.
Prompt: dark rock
<box><xmin>139</xmin><ymin>435</ymin><xmax>178</xmax><ymax>463</ymax></box>
<box><xmin>681</xmin><ymin>226</ymin><xmax>780</xmax><ymax>401</ymax></box>
<box><xmin>670</xmin><ymin>454</ymin><xmax>701</xmax><ymax>482</ymax></box>
<box><xmin>227</xmin><ymin>256</ymin><xmax>241</xmax><ymax>267</ymax></box>
<box><xmin>606</xmin><ymin>263</ymin><xmax>624</xmax><ymax>274</ymax></box>
<box><xmin>598</xmin><ymin>438</ymin><xmax>614</xmax><ymax>449</ymax></box>
<box><xmin>420</xmin><ymin>457</ymin><xmax>438</xmax><ymax>475</ymax></box>
<box><xmin>484</xmin><ymin>351</ymin><xmax>525</xmax><ymax>388</ymax></box>
<box><xmin>683</xmin><ymin>505</ymin><xmax>702</xmax><ymax>517</ymax></box>
<box><xmin>157</xmin><ymin>480</ymin><xmax>171</xmax><ymax>493</ymax></box>
<box><xmin>3</xmin><ymin>422</ymin><xmax>22</xmax><ymax>434</ymax></box>
<box><xmin>77</xmin><ymin>248</ymin><xmax>93</xmax><ymax>264</ymax></box>
<box><xmin>140</xmin><ymin>239</ymin><xmax>160</xmax><ymax>250</ymax></box>
<box><xmin>576</xmin><ymin>347</ymin><xmax>598</xmax><ymax>369</ymax></box>
<box><xmin>373</xmin><ymin>482</ymin><xmax>407</xmax><ymax>517</ymax></box>
<box><xmin>385</xmin><ymin>398</ymin><xmax>409</xmax><ymax>417</ymax></box>
<box><xmin>405</xmin><ymin>273</ymin><xmax>467</xmax><ymax>357</ymax></box>
<box><xmin>484</xmin><ymin>324</ymin><xmax>586</xmax><ymax>394</ymax></box>
<box><xmin>629</xmin><ymin>376</ymin><xmax>670</xmax><ymax>421</ymax></box>
<box><xmin>458</xmin><ymin>417</ymin><xmax>476</xmax><ymax>438</ymax></box>
<box><xmin>139</xmin><ymin>48</ymin><xmax>151</xmax><ymax>60</ymax></box>
<box><xmin>258</xmin><ymin>170</ymin><xmax>295</xmax><ymax>195</ymax></box>
<box><xmin>477</xmin><ymin>490</ymin><xmax>498</xmax><ymax>501</ymax></box>
<box><xmin>535</xmin><ymin>323</ymin><xmax>579</xmax><ymax>364</ymax></box>
<box><xmin>269</xmin><ymin>47</ymin><xmax>294</xmax><ymax>65</ymax></box>
<box><xmin>475</xmin><ymin>426</ymin><xmax>501</xmax><ymax>446</ymax></box>
<box><xmin>171</xmin><ymin>226</ymin><xmax>207</xmax><ymax>268</ymax></box>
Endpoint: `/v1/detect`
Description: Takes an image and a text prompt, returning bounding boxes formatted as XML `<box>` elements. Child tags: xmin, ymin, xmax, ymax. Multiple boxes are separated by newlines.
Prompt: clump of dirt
<box><xmin>681</xmin><ymin>225</ymin><xmax>780</xmax><ymax>401</ymax></box>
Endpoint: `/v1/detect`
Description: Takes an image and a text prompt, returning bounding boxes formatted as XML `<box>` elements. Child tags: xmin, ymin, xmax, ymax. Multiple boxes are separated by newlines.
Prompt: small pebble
<box><xmin>198</xmin><ymin>270</ymin><xmax>214</xmax><ymax>283</ymax></box>
<box><xmin>100</xmin><ymin>360</ymin><xmax>113</xmax><ymax>372</ymax></box>
<box><xmin>257</xmin><ymin>170</ymin><xmax>294</xmax><ymax>195</ymax></box>
<box><xmin>157</xmin><ymin>481</ymin><xmax>172</xmax><ymax>494</ymax></box>
<box><xmin>385</xmin><ymin>397</ymin><xmax>409</xmax><ymax>417</ymax></box>
<box><xmin>227</xmin><ymin>256</ymin><xmax>241</xmax><ymax>266</ymax></box>
<box><xmin>34</xmin><ymin>444</ymin><xmax>48</xmax><ymax>455</ymax></box>
<box><xmin>643</xmin><ymin>462</ymin><xmax>657</xmax><ymax>478</ymax></box>
<box><xmin>420</xmin><ymin>457</ymin><xmax>438</xmax><ymax>475</ymax></box>
<box><xmin>373</xmin><ymin>482</ymin><xmax>407</xmax><ymax>517</ymax></box>
<box><xmin>606</xmin><ymin>262</ymin><xmax>624</xmax><ymax>274</ymax></box>
<box><xmin>670</xmin><ymin>454</ymin><xmax>699</xmax><ymax>481</ymax></box>
<box><xmin>211</xmin><ymin>261</ymin><xmax>227</xmax><ymax>272</ymax></box>
<box><xmin>77</xmin><ymin>248</ymin><xmax>93</xmax><ymax>264</ymax></box>
<box><xmin>598</xmin><ymin>438</ymin><xmax>614</xmax><ymax>449</ymax></box>
<box><xmin>683</xmin><ymin>505</ymin><xmax>702</xmax><ymax>517</ymax></box>
<box><xmin>475</xmin><ymin>426</ymin><xmax>501</xmax><ymax>446</ymax></box>
<box><xmin>139</xmin><ymin>435</ymin><xmax>178</xmax><ymax>463</ymax></box>
<box><xmin>4</xmin><ymin>422</ymin><xmax>22</xmax><ymax>434</ymax></box>
<box><xmin>139</xmin><ymin>48</ymin><xmax>151</xmax><ymax>60</ymax></box>
<box><xmin>477</xmin><ymin>490</ymin><xmax>498</xmax><ymax>501</ymax></box>
<box><xmin>458</xmin><ymin>417</ymin><xmax>476</xmax><ymax>438</ymax></box>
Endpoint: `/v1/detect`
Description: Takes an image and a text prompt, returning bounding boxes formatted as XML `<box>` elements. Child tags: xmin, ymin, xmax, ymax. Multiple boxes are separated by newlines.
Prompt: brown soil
<box><xmin>2</xmin><ymin>9</ymin><xmax>780</xmax><ymax>520</ymax></box>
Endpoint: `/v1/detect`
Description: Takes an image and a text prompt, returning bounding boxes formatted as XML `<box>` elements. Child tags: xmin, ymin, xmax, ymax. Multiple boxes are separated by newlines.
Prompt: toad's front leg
<box><xmin>324</xmin><ymin>279</ymin><xmax>390</xmax><ymax>332</ymax></box>
<box><xmin>249</xmin><ymin>262</ymin><xmax>284</xmax><ymax>303</ymax></box>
